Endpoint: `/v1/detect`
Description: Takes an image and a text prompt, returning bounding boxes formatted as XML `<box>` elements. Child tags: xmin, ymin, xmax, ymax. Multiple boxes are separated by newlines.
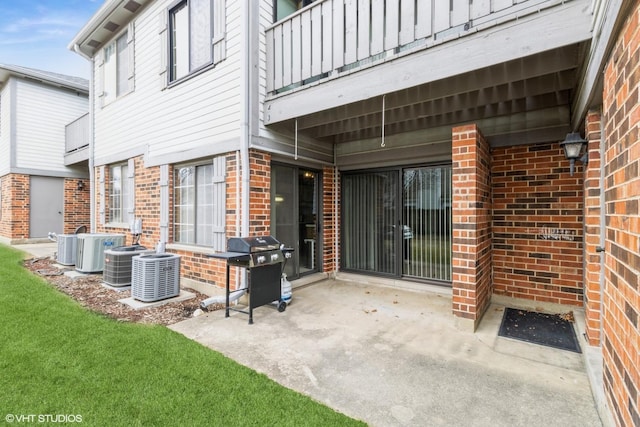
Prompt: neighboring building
<box><xmin>0</xmin><ymin>65</ymin><xmax>90</xmax><ymax>243</ymax></box>
<box><xmin>70</xmin><ymin>0</ymin><xmax>639</xmax><ymax>425</ymax></box>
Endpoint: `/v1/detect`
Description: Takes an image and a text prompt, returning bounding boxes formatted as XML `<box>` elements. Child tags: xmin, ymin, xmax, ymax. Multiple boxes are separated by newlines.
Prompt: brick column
<box><xmin>583</xmin><ymin>109</ymin><xmax>603</xmax><ymax>346</ymax></box>
<box><xmin>451</xmin><ymin>124</ymin><xmax>492</xmax><ymax>331</ymax></box>
<box><xmin>0</xmin><ymin>174</ymin><xmax>30</xmax><ymax>240</ymax></box>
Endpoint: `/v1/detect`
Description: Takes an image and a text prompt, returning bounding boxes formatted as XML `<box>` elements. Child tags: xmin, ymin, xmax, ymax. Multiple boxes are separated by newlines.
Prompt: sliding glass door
<box><xmin>342</xmin><ymin>165</ymin><xmax>451</xmax><ymax>283</ymax></box>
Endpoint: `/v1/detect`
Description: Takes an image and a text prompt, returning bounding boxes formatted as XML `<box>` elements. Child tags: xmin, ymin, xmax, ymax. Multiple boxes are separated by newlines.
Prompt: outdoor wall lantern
<box><xmin>77</xmin><ymin>180</ymin><xmax>85</xmax><ymax>191</ymax></box>
<box><xmin>560</xmin><ymin>132</ymin><xmax>588</xmax><ymax>176</ymax></box>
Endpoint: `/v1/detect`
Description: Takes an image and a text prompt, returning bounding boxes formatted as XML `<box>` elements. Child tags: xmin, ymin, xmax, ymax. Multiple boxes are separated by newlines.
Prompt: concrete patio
<box><xmin>169</xmin><ymin>278</ymin><xmax>603</xmax><ymax>427</ymax></box>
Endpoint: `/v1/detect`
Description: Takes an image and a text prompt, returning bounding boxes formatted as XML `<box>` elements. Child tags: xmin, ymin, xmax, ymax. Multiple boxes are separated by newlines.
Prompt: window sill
<box><xmin>166</xmin><ymin>243</ymin><xmax>219</xmax><ymax>256</ymax></box>
<box><xmin>105</xmin><ymin>222</ymin><xmax>130</xmax><ymax>230</ymax></box>
<box><xmin>166</xmin><ymin>62</ymin><xmax>216</xmax><ymax>89</ymax></box>
<box><xmin>100</xmin><ymin>89</ymin><xmax>134</xmax><ymax>108</ymax></box>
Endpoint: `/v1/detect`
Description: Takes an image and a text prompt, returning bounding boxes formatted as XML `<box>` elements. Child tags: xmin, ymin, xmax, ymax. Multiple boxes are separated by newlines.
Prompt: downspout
<box><xmin>598</xmin><ymin>129</ymin><xmax>606</xmax><ymax>339</ymax></box>
<box><xmin>334</xmin><ymin>143</ymin><xmax>338</xmax><ymax>277</ymax></box>
<box><xmin>72</xmin><ymin>44</ymin><xmax>96</xmax><ymax>233</ymax></box>
<box><xmin>240</xmin><ymin>0</ymin><xmax>250</xmax><ymax>238</ymax></box>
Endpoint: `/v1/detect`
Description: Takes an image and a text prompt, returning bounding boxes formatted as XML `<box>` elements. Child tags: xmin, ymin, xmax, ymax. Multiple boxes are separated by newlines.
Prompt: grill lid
<box><xmin>227</xmin><ymin>236</ymin><xmax>281</xmax><ymax>253</ymax></box>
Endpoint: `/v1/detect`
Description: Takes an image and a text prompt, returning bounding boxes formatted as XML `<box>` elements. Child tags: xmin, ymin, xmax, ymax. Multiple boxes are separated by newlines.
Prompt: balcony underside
<box><xmin>64</xmin><ymin>146</ymin><xmax>89</xmax><ymax>167</ymax></box>
<box><xmin>264</xmin><ymin>0</ymin><xmax>594</xmax><ymax>161</ymax></box>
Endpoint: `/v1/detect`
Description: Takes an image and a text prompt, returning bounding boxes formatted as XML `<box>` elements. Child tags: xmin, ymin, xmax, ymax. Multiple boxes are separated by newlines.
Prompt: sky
<box><xmin>0</xmin><ymin>0</ymin><xmax>104</xmax><ymax>79</ymax></box>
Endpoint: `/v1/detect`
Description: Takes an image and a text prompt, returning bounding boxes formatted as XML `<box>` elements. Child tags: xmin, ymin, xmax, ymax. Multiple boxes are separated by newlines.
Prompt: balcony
<box><xmin>64</xmin><ymin>113</ymin><xmax>90</xmax><ymax>166</ymax></box>
<box><xmin>263</xmin><ymin>0</ymin><xmax>597</xmax><ymax>158</ymax></box>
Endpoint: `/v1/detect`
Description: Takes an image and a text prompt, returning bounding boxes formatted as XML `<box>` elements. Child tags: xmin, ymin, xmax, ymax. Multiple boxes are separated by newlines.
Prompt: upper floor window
<box><xmin>170</xmin><ymin>0</ymin><xmax>213</xmax><ymax>82</ymax></box>
<box><xmin>274</xmin><ymin>0</ymin><xmax>317</xmax><ymax>22</ymax></box>
<box><xmin>103</xmin><ymin>31</ymin><xmax>130</xmax><ymax>103</ymax></box>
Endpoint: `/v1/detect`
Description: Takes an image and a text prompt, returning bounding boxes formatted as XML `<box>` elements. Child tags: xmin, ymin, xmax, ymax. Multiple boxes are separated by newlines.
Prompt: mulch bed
<box><xmin>23</xmin><ymin>256</ymin><xmax>222</xmax><ymax>325</ymax></box>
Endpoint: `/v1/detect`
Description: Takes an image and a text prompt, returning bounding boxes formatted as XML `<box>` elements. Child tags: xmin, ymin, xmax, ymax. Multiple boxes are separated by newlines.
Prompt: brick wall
<box><xmin>583</xmin><ymin>110</ymin><xmax>604</xmax><ymax>346</ymax></box>
<box><xmin>63</xmin><ymin>178</ymin><xmax>90</xmax><ymax>234</ymax></box>
<box><xmin>133</xmin><ymin>157</ymin><xmax>162</xmax><ymax>248</ymax></box>
<box><xmin>0</xmin><ymin>174</ymin><xmax>29</xmax><ymax>240</ymax></box>
<box><xmin>451</xmin><ymin>124</ymin><xmax>492</xmax><ymax>329</ymax></box>
<box><xmin>321</xmin><ymin>165</ymin><xmax>339</xmax><ymax>274</ymax></box>
<box><xmin>249</xmin><ymin>150</ymin><xmax>270</xmax><ymax>235</ymax></box>
<box><xmin>492</xmin><ymin>143</ymin><xmax>584</xmax><ymax>306</ymax></box>
<box><xmin>602</xmin><ymin>3</ymin><xmax>640</xmax><ymax>426</ymax></box>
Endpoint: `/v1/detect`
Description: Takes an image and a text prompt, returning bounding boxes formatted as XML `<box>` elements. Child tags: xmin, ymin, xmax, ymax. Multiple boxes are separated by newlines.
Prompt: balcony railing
<box><xmin>266</xmin><ymin>0</ymin><xmax>572</xmax><ymax>95</ymax></box>
<box><xmin>65</xmin><ymin>112</ymin><xmax>89</xmax><ymax>154</ymax></box>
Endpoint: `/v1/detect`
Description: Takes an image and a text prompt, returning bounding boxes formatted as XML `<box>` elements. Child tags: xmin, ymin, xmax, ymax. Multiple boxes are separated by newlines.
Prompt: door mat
<box><xmin>498</xmin><ymin>308</ymin><xmax>581</xmax><ymax>353</ymax></box>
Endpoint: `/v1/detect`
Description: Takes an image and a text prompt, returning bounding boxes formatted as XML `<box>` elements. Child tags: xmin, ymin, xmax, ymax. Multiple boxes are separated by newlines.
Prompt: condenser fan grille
<box><xmin>131</xmin><ymin>254</ymin><xmax>181</xmax><ymax>302</ymax></box>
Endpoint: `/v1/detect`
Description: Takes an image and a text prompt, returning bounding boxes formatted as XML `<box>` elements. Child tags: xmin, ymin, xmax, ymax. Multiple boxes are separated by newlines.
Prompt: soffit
<box><xmin>269</xmin><ymin>42</ymin><xmax>589</xmax><ymax>148</ymax></box>
<box><xmin>70</xmin><ymin>0</ymin><xmax>151</xmax><ymax>57</ymax></box>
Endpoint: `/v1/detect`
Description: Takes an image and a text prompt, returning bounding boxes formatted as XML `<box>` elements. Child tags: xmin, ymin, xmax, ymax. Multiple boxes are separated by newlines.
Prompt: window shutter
<box><xmin>95</xmin><ymin>50</ymin><xmax>105</xmax><ymax>108</ymax></box>
<box><xmin>159</xmin><ymin>165</ymin><xmax>169</xmax><ymax>243</ymax></box>
<box><xmin>127</xmin><ymin>22</ymin><xmax>135</xmax><ymax>92</ymax></box>
<box><xmin>99</xmin><ymin>166</ymin><xmax>106</xmax><ymax>225</ymax></box>
<box><xmin>127</xmin><ymin>159</ymin><xmax>136</xmax><ymax>224</ymax></box>
<box><xmin>212</xmin><ymin>0</ymin><xmax>226</xmax><ymax>65</ymax></box>
<box><xmin>158</xmin><ymin>10</ymin><xmax>168</xmax><ymax>89</ymax></box>
<box><xmin>212</xmin><ymin>155</ymin><xmax>226</xmax><ymax>251</ymax></box>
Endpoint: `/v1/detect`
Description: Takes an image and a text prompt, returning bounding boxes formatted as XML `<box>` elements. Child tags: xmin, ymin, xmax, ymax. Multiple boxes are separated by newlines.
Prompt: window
<box><xmin>109</xmin><ymin>164</ymin><xmax>130</xmax><ymax>224</ymax></box>
<box><xmin>173</xmin><ymin>157</ymin><xmax>226</xmax><ymax>249</ymax></box>
<box><xmin>170</xmin><ymin>0</ymin><xmax>213</xmax><ymax>81</ymax></box>
<box><xmin>174</xmin><ymin>164</ymin><xmax>214</xmax><ymax>246</ymax></box>
<box><xmin>103</xmin><ymin>31</ymin><xmax>130</xmax><ymax>103</ymax></box>
<box><xmin>274</xmin><ymin>0</ymin><xmax>316</xmax><ymax>21</ymax></box>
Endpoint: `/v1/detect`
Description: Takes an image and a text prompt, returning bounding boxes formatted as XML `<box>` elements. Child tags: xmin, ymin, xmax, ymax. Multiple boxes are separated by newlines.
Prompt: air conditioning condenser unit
<box><xmin>132</xmin><ymin>253</ymin><xmax>181</xmax><ymax>302</ymax></box>
<box><xmin>56</xmin><ymin>234</ymin><xmax>77</xmax><ymax>265</ymax></box>
<box><xmin>76</xmin><ymin>233</ymin><xmax>125</xmax><ymax>273</ymax></box>
<box><xmin>103</xmin><ymin>245</ymin><xmax>151</xmax><ymax>287</ymax></box>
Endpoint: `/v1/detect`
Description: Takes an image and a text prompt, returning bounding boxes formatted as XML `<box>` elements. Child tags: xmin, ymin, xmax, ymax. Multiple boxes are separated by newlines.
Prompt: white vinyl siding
<box><xmin>0</xmin><ymin>84</ymin><xmax>11</xmax><ymax>175</ymax></box>
<box><xmin>14</xmin><ymin>79</ymin><xmax>88</xmax><ymax>172</ymax></box>
<box><xmin>93</xmin><ymin>0</ymin><xmax>236</xmax><ymax>162</ymax></box>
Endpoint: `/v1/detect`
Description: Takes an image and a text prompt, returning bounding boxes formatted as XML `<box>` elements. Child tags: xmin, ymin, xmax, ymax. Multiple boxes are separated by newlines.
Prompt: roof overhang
<box><xmin>68</xmin><ymin>0</ymin><xmax>151</xmax><ymax>59</ymax></box>
<box><xmin>0</xmin><ymin>64</ymin><xmax>89</xmax><ymax>93</ymax></box>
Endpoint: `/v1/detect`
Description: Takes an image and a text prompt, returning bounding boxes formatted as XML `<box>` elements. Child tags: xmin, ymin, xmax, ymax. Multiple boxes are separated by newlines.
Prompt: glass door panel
<box><xmin>402</xmin><ymin>166</ymin><xmax>452</xmax><ymax>282</ymax></box>
<box><xmin>272</xmin><ymin>164</ymin><xmax>297</xmax><ymax>279</ymax></box>
<box><xmin>342</xmin><ymin>171</ymin><xmax>398</xmax><ymax>275</ymax></box>
<box><xmin>272</xmin><ymin>165</ymin><xmax>320</xmax><ymax>279</ymax></box>
<box><xmin>298</xmin><ymin>170</ymin><xmax>318</xmax><ymax>275</ymax></box>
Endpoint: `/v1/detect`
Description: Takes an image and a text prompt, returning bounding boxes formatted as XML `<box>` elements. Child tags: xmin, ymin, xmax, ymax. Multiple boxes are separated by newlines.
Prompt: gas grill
<box><xmin>208</xmin><ymin>236</ymin><xmax>293</xmax><ymax>324</ymax></box>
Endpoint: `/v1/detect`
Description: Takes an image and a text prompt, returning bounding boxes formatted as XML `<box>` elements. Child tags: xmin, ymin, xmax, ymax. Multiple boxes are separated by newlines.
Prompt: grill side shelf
<box><xmin>206</xmin><ymin>252</ymin><xmax>250</xmax><ymax>266</ymax></box>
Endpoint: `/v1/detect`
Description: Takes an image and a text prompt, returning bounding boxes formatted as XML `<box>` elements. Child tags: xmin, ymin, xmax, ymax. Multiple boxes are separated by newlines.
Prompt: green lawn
<box><xmin>0</xmin><ymin>244</ymin><xmax>364</xmax><ymax>426</ymax></box>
